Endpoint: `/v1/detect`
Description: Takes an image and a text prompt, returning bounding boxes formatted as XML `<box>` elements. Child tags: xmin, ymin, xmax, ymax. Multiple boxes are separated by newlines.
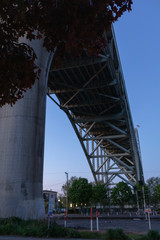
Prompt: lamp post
<box><xmin>142</xmin><ymin>185</ymin><xmax>146</xmax><ymax>210</ymax></box>
<box><xmin>65</xmin><ymin>172</ymin><xmax>69</xmax><ymax>214</ymax></box>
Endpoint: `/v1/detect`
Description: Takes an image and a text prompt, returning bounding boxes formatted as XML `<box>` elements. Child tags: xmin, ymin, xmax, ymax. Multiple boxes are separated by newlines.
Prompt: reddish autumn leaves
<box><xmin>0</xmin><ymin>43</ymin><xmax>39</xmax><ymax>106</ymax></box>
<box><xmin>0</xmin><ymin>0</ymin><xmax>132</xmax><ymax>107</ymax></box>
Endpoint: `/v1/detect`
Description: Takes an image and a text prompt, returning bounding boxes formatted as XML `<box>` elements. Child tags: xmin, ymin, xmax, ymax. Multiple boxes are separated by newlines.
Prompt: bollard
<box><xmin>64</xmin><ymin>209</ymin><xmax>67</xmax><ymax>228</ymax></box>
<box><xmin>148</xmin><ymin>212</ymin><xmax>151</xmax><ymax>230</ymax></box>
<box><xmin>96</xmin><ymin>210</ymin><xmax>99</xmax><ymax>231</ymax></box>
<box><xmin>90</xmin><ymin>207</ymin><xmax>93</xmax><ymax>231</ymax></box>
<box><xmin>145</xmin><ymin>212</ymin><xmax>148</xmax><ymax>220</ymax></box>
<box><xmin>48</xmin><ymin>214</ymin><xmax>50</xmax><ymax>230</ymax></box>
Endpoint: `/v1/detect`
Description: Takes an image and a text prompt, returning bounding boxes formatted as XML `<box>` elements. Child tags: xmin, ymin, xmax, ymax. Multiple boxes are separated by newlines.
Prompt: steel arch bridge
<box><xmin>47</xmin><ymin>27</ymin><xmax>144</xmax><ymax>188</ymax></box>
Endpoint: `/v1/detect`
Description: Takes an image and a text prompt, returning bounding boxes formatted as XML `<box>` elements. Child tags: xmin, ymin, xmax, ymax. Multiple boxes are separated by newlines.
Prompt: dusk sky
<box><xmin>43</xmin><ymin>0</ymin><xmax>160</xmax><ymax>194</ymax></box>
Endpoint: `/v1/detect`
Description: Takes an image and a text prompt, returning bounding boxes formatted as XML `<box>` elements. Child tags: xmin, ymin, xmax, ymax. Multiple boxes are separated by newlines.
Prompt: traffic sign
<box><xmin>145</xmin><ymin>208</ymin><xmax>151</xmax><ymax>213</ymax></box>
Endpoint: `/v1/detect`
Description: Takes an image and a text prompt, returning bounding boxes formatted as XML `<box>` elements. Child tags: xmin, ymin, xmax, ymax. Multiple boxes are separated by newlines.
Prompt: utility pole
<box><xmin>65</xmin><ymin>172</ymin><xmax>69</xmax><ymax>214</ymax></box>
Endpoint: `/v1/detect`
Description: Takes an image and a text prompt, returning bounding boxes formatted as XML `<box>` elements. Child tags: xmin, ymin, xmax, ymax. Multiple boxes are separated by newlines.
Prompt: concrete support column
<box><xmin>0</xmin><ymin>38</ymin><xmax>53</xmax><ymax>219</ymax></box>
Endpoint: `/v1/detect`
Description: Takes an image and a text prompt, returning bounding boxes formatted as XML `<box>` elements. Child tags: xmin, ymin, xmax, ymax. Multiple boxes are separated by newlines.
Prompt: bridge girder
<box><xmin>47</xmin><ymin>26</ymin><xmax>144</xmax><ymax>188</ymax></box>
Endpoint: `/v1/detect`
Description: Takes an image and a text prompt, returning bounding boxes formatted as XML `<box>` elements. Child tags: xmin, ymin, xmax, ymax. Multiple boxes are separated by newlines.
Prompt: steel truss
<box><xmin>47</xmin><ymin>26</ymin><xmax>144</xmax><ymax>188</ymax></box>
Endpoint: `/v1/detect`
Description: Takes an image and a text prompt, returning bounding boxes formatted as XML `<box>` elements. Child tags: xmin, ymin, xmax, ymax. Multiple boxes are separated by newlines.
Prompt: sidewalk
<box><xmin>0</xmin><ymin>237</ymin><xmax>100</xmax><ymax>240</ymax></box>
<box><xmin>52</xmin><ymin>213</ymin><xmax>160</xmax><ymax>220</ymax></box>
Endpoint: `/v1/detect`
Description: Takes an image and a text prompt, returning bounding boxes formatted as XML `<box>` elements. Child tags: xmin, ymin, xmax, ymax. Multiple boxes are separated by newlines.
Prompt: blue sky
<box><xmin>43</xmin><ymin>0</ymin><xmax>160</xmax><ymax>193</ymax></box>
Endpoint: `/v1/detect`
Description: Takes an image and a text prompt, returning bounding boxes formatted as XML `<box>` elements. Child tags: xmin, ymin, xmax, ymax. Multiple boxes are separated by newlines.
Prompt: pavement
<box><xmin>0</xmin><ymin>237</ymin><xmax>99</xmax><ymax>240</ymax></box>
<box><xmin>52</xmin><ymin>212</ymin><xmax>160</xmax><ymax>220</ymax></box>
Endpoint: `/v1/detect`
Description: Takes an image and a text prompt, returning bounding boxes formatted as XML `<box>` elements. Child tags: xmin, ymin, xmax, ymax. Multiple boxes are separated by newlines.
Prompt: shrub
<box><xmin>0</xmin><ymin>217</ymin><xmax>23</xmax><ymax>235</ymax></box>
<box><xmin>48</xmin><ymin>222</ymin><xmax>68</xmax><ymax>237</ymax></box>
<box><xmin>0</xmin><ymin>218</ymin><xmax>48</xmax><ymax>237</ymax></box>
<box><xmin>135</xmin><ymin>236</ymin><xmax>147</xmax><ymax>240</ymax></box>
<box><xmin>146</xmin><ymin>230</ymin><xmax>160</xmax><ymax>240</ymax></box>
<box><xmin>80</xmin><ymin>231</ymin><xmax>103</xmax><ymax>239</ymax></box>
<box><xmin>67</xmin><ymin>228</ymin><xmax>81</xmax><ymax>238</ymax></box>
<box><xmin>22</xmin><ymin>220</ymin><xmax>48</xmax><ymax>237</ymax></box>
<box><xmin>128</xmin><ymin>231</ymin><xmax>160</xmax><ymax>240</ymax></box>
<box><xmin>105</xmin><ymin>229</ymin><xmax>129</xmax><ymax>240</ymax></box>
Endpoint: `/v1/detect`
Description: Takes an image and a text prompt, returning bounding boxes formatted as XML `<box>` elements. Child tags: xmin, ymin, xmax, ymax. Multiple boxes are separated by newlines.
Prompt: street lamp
<box><xmin>65</xmin><ymin>172</ymin><xmax>69</xmax><ymax>214</ymax></box>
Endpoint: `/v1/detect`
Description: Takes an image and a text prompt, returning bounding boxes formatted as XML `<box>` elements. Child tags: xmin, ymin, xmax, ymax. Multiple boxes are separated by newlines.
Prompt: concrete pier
<box><xmin>0</xmin><ymin>38</ymin><xmax>53</xmax><ymax>219</ymax></box>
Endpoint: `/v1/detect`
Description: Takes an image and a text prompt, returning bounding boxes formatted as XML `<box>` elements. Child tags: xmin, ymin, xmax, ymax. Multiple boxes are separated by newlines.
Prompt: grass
<box><xmin>0</xmin><ymin>217</ymin><xmax>48</xmax><ymax>237</ymax></box>
<box><xmin>127</xmin><ymin>230</ymin><xmax>160</xmax><ymax>240</ymax></box>
<box><xmin>0</xmin><ymin>217</ymin><xmax>159</xmax><ymax>240</ymax></box>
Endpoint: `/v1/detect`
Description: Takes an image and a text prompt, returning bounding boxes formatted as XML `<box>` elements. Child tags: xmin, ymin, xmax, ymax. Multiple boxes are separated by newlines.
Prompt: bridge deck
<box><xmin>47</xmin><ymin>28</ymin><xmax>144</xmax><ymax>187</ymax></box>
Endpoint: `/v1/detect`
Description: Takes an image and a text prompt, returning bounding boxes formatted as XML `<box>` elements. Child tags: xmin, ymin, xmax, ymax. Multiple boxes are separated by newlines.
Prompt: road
<box><xmin>54</xmin><ymin>216</ymin><xmax>160</xmax><ymax>234</ymax></box>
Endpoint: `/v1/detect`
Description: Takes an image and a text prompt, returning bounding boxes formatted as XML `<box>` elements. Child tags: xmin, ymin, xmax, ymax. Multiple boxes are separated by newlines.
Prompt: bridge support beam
<box><xmin>0</xmin><ymin>38</ymin><xmax>53</xmax><ymax>219</ymax></box>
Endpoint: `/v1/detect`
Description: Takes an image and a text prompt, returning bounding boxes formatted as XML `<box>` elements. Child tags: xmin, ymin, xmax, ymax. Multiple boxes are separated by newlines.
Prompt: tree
<box><xmin>152</xmin><ymin>184</ymin><xmax>160</xmax><ymax>207</ymax></box>
<box><xmin>61</xmin><ymin>176</ymin><xmax>77</xmax><ymax>209</ymax></box>
<box><xmin>62</xmin><ymin>176</ymin><xmax>77</xmax><ymax>197</ymax></box>
<box><xmin>0</xmin><ymin>0</ymin><xmax>133</xmax><ymax>107</ymax></box>
<box><xmin>91</xmin><ymin>182</ymin><xmax>108</xmax><ymax>207</ymax></box>
<box><xmin>68</xmin><ymin>177</ymin><xmax>92</xmax><ymax>208</ymax></box>
<box><xmin>57</xmin><ymin>193</ymin><xmax>66</xmax><ymax>209</ymax></box>
<box><xmin>146</xmin><ymin>177</ymin><xmax>160</xmax><ymax>207</ymax></box>
<box><xmin>111</xmin><ymin>182</ymin><xmax>132</xmax><ymax>208</ymax></box>
<box><xmin>147</xmin><ymin>177</ymin><xmax>160</xmax><ymax>195</ymax></box>
<box><xmin>133</xmin><ymin>183</ymin><xmax>150</xmax><ymax>209</ymax></box>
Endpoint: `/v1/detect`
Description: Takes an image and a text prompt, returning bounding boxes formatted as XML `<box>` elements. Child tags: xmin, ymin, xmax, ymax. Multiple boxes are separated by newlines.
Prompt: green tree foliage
<box><xmin>152</xmin><ymin>184</ymin><xmax>160</xmax><ymax>207</ymax></box>
<box><xmin>142</xmin><ymin>185</ymin><xmax>150</xmax><ymax>206</ymax></box>
<box><xmin>146</xmin><ymin>177</ymin><xmax>160</xmax><ymax>207</ymax></box>
<box><xmin>91</xmin><ymin>182</ymin><xmax>108</xmax><ymax>207</ymax></box>
<box><xmin>147</xmin><ymin>177</ymin><xmax>160</xmax><ymax>195</ymax></box>
<box><xmin>111</xmin><ymin>181</ymin><xmax>132</xmax><ymax>208</ymax></box>
<box><xmin>0</xmin><ymin>0</ymin><xmax>133</xmax><ymax>107</ymax></box>
<box><xmin>61</xmin><ymin>176</ymin><xmax>77</xmax><ymax>197</ymax></box>
<box><xmin>57</xmin><ymin>193</ymin><xmax>66</xmax><ymax>208</ymax></box>
<box><xmin>68</xmin><ymin>177</ymin><xmax>92</xmax><ymax>207</ymax></box>
<box><xmin>133</xmin><ymin>184</ymin><xmax>150</xmax><ymax>208</ymax></box>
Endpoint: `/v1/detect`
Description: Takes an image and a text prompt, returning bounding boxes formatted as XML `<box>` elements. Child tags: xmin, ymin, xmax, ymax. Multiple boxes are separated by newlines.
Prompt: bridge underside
<box><xmin>47</xmin><ymin>28</ymin><xmax>144</xmax><ymax>187</ymax></box>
